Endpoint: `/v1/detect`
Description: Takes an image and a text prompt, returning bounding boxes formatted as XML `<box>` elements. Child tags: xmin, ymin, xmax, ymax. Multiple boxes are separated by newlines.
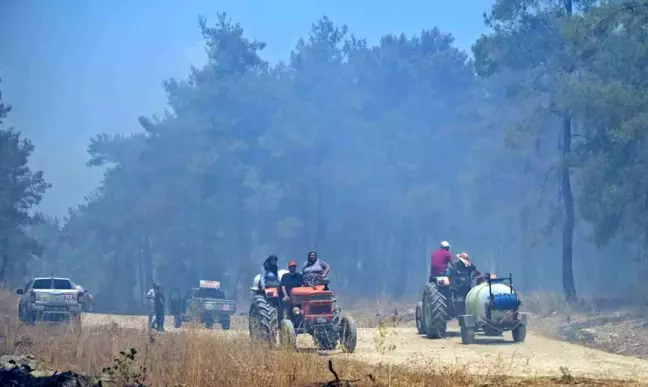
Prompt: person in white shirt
<box><xmin>146</xmin><ymin>284</ymin><xmax>156</xmax><ymax>329</ymax></box>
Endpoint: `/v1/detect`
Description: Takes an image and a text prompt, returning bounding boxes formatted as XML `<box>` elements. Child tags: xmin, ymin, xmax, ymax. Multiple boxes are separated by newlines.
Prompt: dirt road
<box><xmin>83</xmin><ymin>313</ymin><xmax>648</xmax><ymax>382</ymax></box>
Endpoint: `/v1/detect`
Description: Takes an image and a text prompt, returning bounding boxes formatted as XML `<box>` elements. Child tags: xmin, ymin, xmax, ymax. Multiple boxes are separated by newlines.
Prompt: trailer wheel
<box><xmin>512</xmin><ymin>323</ymin><xmax>527</xmax><ymax>343</ymax></box>
<box><xmin>460</xmin><ymin>325</ymin><xmax>475</xmax><ymax>344</ymax></box>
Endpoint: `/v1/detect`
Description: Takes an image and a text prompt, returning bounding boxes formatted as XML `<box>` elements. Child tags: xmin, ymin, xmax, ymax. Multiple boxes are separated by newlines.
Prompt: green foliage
<box><xmin>0</xmin><ymin>79</ymin><xmax>51</xmax><ymax>282</ymax></box>
<box><xmin>17</xmin><ymin>4</ymin><xmax>648</xmax><ymax>307</ymax></box>
<box><xmin>473</xmin><ymin>0</ymin><xmax>592</xmax><ymax>301</ymax></box>
<box><xmin>566</xmin><ymin>1</ymin><xmax>648</xmax><ymax>248</ymax></box>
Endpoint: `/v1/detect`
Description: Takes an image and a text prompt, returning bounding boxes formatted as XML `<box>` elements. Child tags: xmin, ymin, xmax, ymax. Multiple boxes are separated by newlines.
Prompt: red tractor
<box><xmin>248</xmin><ymin>279</ymin><xmax>357</xmax><ymax>352</ymax></box>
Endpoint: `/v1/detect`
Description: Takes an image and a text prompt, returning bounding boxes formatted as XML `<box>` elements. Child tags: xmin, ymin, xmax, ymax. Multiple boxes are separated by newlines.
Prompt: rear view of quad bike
<box><xmin>416</xmin><ymin>268</ymin><xmax>485</xmax><ymax>339</ymax></box>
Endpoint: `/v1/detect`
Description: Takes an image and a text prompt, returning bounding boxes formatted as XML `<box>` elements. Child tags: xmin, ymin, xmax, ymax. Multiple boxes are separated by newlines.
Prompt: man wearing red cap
<box><xmin>281</xmin><ymin>261</ymin><xmax>303</xmax><ymax>319</ymax></box>
<box><xmin>281</xmin><ymin>260</ymin><xmax>303</xmax><ymax>303</ymax></box>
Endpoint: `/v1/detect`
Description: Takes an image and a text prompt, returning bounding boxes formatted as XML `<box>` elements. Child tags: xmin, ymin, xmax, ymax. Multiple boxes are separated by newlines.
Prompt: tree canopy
<box><xmin>5</xmin><ymin>3</ymin><xmax>648</xmax><ymax>311</ymax></box>
<box><xmin>0</xmin><ymin>79</ymin><xmax>50</xmax><ymax>282</ymax></box>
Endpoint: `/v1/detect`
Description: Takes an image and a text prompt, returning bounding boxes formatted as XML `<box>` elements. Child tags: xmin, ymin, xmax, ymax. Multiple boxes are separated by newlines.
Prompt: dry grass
<box><xmin>0</xmin><ymin>317</ymin><xmax>635</xmax><ymax>387</ymax></box>
<box><xmin>0</xmin><ymin>291</ymin><xmax>638</xmax><ymax>386</ymax></box>
<box><xmin>521</xmin><ymin>290</ymin><xmax>648</xmax><ymax>359</ymax></box>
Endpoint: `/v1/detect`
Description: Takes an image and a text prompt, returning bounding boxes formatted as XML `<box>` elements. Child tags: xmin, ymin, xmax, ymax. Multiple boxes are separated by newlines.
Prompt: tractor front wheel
<box><xmin>340</xmin><ymin>315</ymin><xmax>358</xmax><ymax>353</ymax></box>
<box><xmin>280</xmin><ymin>319</ymin><xmax>297</xmax><ymax>350</ymax></box>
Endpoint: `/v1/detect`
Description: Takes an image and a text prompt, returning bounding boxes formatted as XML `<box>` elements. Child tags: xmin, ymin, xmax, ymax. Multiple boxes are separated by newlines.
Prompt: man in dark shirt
<box><xmin>281</xmin><ymin>260</ymin><xmax>303</xmax><ymax>300</ymax></box>
<box><xmin>154</xmin><ymin>284</ymin><xmax>166</xmax><ymax>331</ymax></box>
<box><xmin>281</xmin><ymin>260</ymin><xmax>303</xmax><ymax>319</ymax></box>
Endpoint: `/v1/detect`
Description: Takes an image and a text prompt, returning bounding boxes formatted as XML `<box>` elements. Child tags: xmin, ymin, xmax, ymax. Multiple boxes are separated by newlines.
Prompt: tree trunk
<box><xmin>143</xmin><ymin>236</ymin><xmax>153</xmax><ymax>296</ymax></box>
<box><xmin>0</xmin><ymin>236</ymin><xmax>7</xmax><ymax>281</ymax></box>
<box><xmin>561</xmin><ymin>113</ymin><xmax>577</xmax><ymax>302</ymax></box>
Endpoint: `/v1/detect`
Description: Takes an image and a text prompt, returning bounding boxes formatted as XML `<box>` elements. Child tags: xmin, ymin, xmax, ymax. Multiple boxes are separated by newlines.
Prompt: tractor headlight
<box><xmin>292</xmin><ymin>307</ymin><xmax>301</xmax><ymax>315</ymax></box>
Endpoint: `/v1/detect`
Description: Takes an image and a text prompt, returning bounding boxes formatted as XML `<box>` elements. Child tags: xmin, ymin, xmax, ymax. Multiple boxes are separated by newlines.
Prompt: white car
<box><xmin>16</xmin><ymin>276</ymin><xmax>82</xmax><ymax>325</ymax></box>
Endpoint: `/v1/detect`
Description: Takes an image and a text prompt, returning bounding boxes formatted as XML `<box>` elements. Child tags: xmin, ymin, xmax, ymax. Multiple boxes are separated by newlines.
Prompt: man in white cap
<box><xmin>430</xmin><ymin>240</ymin><xmax>456</xmax><ymax>281</ymax></box>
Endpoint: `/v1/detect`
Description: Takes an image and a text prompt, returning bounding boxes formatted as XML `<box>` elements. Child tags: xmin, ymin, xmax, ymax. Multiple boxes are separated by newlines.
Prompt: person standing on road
<box><xmin>146</xmin><ymin>284</ymin><xmax>156</xmax><ymax>330</ymax></box>
<box><xmin>154</xmin><ymin>284</ymin><xmax>166</xmax><ymax>332</ymax></box>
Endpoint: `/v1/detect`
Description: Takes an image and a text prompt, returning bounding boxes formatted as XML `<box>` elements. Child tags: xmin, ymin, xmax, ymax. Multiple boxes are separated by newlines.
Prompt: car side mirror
<box><xmin>16</xmin><ymin>289</ymin><xmax>24</xmax><ymax>295</ymax></box>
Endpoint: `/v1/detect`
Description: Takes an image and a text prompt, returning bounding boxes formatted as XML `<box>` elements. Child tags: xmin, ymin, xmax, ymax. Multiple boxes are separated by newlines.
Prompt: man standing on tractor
<box><xmin>430</xmin><ymin>241</ymin><xmax>456</xmax><ymax>281</ymax></box>
<box><xmin>302</xmin><ymin>251</ymin><xmax>330</xmax><ymax>286</ymax></box>
<box><xmin>281</xmin><ymin>260</ymin><xmax>303</xmax><ymax>318</ymax></box>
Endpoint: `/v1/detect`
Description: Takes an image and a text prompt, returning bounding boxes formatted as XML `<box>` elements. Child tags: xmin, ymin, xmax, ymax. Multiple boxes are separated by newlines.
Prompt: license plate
<box><xmin>222</xmin><ymin>304</ymin><xmax>230</xmax><ymax>311</ymax></box>
<box><xmin>64</xmin><ymin>294</ymin><xmax>75</xmax><ymax>301</ymax></box>
<box><xmin>316</xmin><ymin>316</ymin><xmax>327</xmax><ymax>324</ymax></box>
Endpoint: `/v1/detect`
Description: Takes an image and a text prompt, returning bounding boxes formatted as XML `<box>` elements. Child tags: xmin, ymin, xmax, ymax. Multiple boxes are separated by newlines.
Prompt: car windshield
<box><xmin>32</xmin><ymin>279</ymin><xmax>74</xmax><ymax>290</ymax></box>
<box><xmin>195</xmin><ymin>288</ymin><xmax>226</xmax><ymax>299</ymax></box>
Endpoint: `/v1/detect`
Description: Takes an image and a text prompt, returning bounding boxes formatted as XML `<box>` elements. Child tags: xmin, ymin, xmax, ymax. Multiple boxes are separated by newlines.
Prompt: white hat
<box><xmin>440</xmin><ymin>241</ymin><xmax>451</xmax><ymax>248</ymax></box>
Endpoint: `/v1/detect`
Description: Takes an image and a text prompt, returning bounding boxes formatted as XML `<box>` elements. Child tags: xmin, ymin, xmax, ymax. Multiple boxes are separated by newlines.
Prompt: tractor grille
<box><xmin>310</xmin><ymin>304</ymin><xmax>331</xmax><ymax>315</ymax></box>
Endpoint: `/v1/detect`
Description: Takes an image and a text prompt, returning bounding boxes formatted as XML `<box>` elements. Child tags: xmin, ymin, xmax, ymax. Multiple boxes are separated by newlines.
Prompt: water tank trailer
<box><xmin>457</xmin><ymin>273</ymin><xmax>528</xmax><ymax>344</ymax></box>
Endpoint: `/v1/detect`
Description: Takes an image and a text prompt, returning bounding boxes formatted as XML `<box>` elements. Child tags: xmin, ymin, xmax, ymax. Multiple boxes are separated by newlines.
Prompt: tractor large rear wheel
<box><xmin>248</xmin><ymin>295</ymin><xmax>279</xmax><ymax>348</ymax></box>
<box><xmin>422</xmin><ymin>282</ymin><xmax>448</xmax><ymax>339</ymax></box>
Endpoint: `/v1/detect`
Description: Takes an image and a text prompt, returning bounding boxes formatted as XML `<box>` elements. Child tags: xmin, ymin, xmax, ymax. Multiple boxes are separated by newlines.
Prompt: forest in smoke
<box><xmin>3</xmin><ymin>0</ymin><xmax>648</xmax><ymax>313</ymax></box>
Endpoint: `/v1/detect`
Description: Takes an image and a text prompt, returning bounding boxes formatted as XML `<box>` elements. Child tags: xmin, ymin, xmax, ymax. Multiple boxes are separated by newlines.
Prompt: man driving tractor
<box><xmin>302</xmin><ymin>251</ymin><xmax>329</xmax><ymax>286</ymax></box>
<box><xmin>281</xmin><ymin>260</ymin><xmax>303</xmax><ymax>301</ymax></box>
<box><xmin>281</xmin><ymin>260</ymin><xmax>303</xmax><ymax>318</ymax></box>
<box><xmin>430</xmin><ymin>241</ymin><xmax>455</xmax><ymax>281</ymax></box>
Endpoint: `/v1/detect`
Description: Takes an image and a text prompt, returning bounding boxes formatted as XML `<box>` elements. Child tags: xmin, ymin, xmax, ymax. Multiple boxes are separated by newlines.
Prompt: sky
<box><xmin>0</xmin><ymin>0</ymin><xmax>494</xmax><ymax>217</ymax></box>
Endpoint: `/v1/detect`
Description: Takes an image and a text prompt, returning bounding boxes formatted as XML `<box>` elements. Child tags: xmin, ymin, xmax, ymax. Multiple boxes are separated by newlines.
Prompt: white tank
<box><xmin>464</xmin><ymin>281</ymin><xmax>517</xmax><ymax>324</ymax></box>
<box><xmin>251</xmin><ymin>269</ymin><xmax>289</xmax><ymax>291</ymax></box>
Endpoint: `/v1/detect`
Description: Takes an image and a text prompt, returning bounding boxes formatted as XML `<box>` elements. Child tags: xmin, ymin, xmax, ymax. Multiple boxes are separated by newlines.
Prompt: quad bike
<box><xmin>248</xmin><ymin>276</ymin><xmax>357</xmax><ymax>352</ymax></box>
<box><xmin>416</xmin><ymin>257</ymin><xmax>490</xmax><ymax>339</ymax></box>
